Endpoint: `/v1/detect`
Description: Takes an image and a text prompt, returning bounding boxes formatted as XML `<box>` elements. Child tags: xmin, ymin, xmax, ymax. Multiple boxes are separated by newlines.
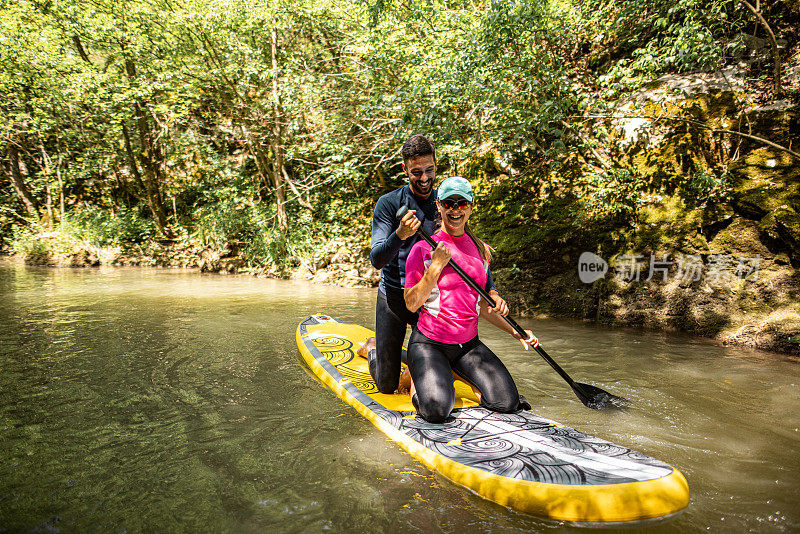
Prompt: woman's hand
<box><xmin>430</xmin><ymin>241</ymin><xmax>451</xmax><ymax>270</ymax></box>
<box><xmin>404</xmin><ymin>241</ymin><xmax>450</xmax><ymax>313</ymax></box>
<box><xmin>513</xmin><ymin>329</ymin><xmax>539</xmax><ymax>350</ymax></box>
<box><xmin>479</xmin><ymin>297</ymin><xmax>539</xmax><ymax>351</ymax></box>
<box><xmin>486</xmin><ymin>290</ymin><xmax>508</xmax><ymax>316</ymax></box>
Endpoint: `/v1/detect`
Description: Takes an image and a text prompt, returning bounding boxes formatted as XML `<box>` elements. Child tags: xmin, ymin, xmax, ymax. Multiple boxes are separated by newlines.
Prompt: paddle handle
<box><xmin>396</xmin><ymin>205</ymin><xmax>583</xmax><ymax>391</ymax></box>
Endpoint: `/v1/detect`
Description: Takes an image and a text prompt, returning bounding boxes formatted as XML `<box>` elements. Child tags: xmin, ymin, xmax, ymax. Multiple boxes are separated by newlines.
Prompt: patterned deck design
<box><xmin>298</xmin><ymin>315</ymin><xmax>671</xmax><ymax>486</ymax></box>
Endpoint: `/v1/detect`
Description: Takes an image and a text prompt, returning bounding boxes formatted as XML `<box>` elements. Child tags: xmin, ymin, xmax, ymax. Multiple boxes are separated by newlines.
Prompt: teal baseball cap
<box><xmin>437</xmin><ymin>176</ymin><xmax>473</xmax><ymax>202</ymax></box>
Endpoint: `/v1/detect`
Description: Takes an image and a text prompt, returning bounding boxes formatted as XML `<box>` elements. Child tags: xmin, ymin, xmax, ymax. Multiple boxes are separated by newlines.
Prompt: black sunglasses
<box><xmin>440</xmin><ymin>198</ymin><xmax>470</xmax><ymax>210</ymax></box>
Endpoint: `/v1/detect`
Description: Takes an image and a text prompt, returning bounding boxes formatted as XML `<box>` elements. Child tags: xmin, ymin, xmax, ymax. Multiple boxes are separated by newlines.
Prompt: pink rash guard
<box><xmin>405</xmin><ymin>230</ymin><xmax>489</xmax><ymax>345</ymax></box>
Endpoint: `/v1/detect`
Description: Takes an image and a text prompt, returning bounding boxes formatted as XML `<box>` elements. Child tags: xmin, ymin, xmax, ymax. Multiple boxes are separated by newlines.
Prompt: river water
<box><xmin>1</xmin><ymin>259</ymin><xmax>798</xmax><ymax>532</ymax></box>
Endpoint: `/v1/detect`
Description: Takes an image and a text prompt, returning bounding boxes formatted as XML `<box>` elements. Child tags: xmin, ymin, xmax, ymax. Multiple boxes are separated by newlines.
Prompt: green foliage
<box><xmin>587</xmin><ymin>0</ymin><xmax>747</xmax><ymax>95</ymax></box>
<box><xmin>682</xmin><ymin>169</ymin><xmax>733</xmax><ymax>206</ymax></box>
<box><xmin>9</xmin><ymin>220</ymin><xmax>97</xmax><ymax>264</ymax></box>
<box><xmin>1</xmin><ymin>0</ymin><xmax>777</xmax><ymax>275</ymax></box>
<box><xmin>9</xmin><ymin>206</ymin><xmax>156</xmax><ymax>263</ymax></box>
<box><xmin>10</xmin><ymin>224</ymin><xmax>52</xmax><ymax>261</ymax></box>
<box><xmin>60</xmin><ymin>206</ymin><xmax>157</xmax><ymax>246</ymax></box>
<box><xmin>582</xmin><ymin>168</ymin><xmax>646</xmax><ymax>220</ymax></box>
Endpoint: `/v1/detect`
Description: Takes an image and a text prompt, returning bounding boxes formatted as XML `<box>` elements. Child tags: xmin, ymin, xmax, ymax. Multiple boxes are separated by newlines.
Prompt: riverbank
<box><xmin>3</xmin><ymin>242</ymin><xmax>798</xmax><ymax>357</ymax></box>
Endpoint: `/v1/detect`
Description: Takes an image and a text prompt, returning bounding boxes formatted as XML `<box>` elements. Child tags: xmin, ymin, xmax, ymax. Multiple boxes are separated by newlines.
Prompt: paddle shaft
<box><xmin>412</xmin><ymin>228</ymin><xmax>588</xmax><ymax>396</ymax></box>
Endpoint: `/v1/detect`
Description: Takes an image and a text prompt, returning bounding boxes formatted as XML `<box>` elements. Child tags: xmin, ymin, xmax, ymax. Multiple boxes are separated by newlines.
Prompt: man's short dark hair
<box><xmin>402</xmin><ymin>134</ymin><xmax>435</xmax><ymax>163</ymax></box>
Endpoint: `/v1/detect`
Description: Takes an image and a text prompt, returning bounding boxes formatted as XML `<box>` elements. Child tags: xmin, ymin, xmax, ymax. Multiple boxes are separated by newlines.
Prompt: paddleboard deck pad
<box><xmin>296</xmin><ymin>315</ymin><xmax>689</xmax><ymax>523</ymax></box>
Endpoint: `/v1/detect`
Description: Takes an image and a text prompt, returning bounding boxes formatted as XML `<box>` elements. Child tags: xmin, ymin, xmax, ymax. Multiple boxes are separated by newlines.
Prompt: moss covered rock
<box><xmin>453</xmin><ymin>78</ymin><xmax>799</xmax><ymax>354</ymax></box>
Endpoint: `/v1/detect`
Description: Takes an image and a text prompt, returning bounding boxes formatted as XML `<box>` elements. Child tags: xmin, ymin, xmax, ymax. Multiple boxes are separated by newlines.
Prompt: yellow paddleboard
<box><xmin>296</xmin><ymin>315</ymin><xmax>689</xmax><ymax>523</ymax></box>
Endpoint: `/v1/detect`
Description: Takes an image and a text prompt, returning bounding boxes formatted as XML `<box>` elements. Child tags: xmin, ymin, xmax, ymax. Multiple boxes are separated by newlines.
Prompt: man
<box><xmin>361</xmin><ymin>134</ymin><xmax>507</xmax><ymax>394</ymax></box>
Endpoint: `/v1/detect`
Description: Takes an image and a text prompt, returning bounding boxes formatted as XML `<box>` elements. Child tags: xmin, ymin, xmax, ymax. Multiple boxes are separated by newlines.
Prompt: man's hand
<box><xmin>396</xmin><ymin>209</ymin><xmax>422</xmax><ymax>240</ymax></box>
<box><xmin>486</xmin><ymin>290</ymin><xmax>509</xmax><ymax>316</ymax></box>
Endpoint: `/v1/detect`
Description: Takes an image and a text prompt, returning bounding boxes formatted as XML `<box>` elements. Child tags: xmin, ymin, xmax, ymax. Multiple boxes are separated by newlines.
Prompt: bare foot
<box><xmin>453</xmin><ymin>371</ymin><xmax>481</xmax><ymax>401</ymax></box>
<box><xmin>356</xmin><ymin>337</ymin><xmax>376</xmax><ymax>358</ymax></box>
<box><xmin>396</xmin><ymin>367</ymin><xmax>412</xmax><ymax>395</ymax></box>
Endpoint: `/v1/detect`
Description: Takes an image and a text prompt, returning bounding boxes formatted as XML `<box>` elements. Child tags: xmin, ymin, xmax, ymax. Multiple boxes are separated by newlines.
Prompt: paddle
<box><xmin>397</xmin><ymin>205</ymin><xmax>628</xmax><ymax>410</ymax></box>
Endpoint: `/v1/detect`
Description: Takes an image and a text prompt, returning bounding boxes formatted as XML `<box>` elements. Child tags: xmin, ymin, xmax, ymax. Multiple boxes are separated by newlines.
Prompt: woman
<box><xmin>404</xmin><ymin>176</ymin><xmax>538</xmax><ymax>423</ymax></box>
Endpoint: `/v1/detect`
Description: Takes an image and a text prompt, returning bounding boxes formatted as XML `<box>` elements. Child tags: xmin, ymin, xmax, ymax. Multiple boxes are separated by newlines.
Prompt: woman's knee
<box><xmin>481</xmin><ymin>394</ymin><xmax>520</xmax><ymax>414</ymax></box>
<box><xmin>415</xmin><ymin>392</ymin><xmax>454</xmax><ymax>423</ymax></box>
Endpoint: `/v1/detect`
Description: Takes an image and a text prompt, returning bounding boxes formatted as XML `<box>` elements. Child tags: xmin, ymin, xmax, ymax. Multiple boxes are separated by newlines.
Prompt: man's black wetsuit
<box><xmin>369</xmin><ymin>184</ymin><xmax>496</xmax><ymax>393</ymax></box>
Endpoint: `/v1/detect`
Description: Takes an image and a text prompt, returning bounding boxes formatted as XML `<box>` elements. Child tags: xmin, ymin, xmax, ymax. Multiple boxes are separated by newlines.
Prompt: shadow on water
<box><xmin>0</xmin><ymin>260</ymin><xmax>798</xmax><ymax>532</ymax></box>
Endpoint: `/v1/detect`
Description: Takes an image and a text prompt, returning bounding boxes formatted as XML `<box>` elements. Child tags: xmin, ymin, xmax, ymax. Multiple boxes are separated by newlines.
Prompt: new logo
<box><xmin>578</xmin><ymin>252</ymin><xmax>608</xmax><ymax>283</ymax></box>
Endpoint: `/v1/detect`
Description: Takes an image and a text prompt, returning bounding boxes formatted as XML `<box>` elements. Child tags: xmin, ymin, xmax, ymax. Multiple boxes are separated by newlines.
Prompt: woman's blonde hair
<box><xmin>465</xmin><ymin>223</ymin><xmax>492</xmax><ymax>265</ymax></box>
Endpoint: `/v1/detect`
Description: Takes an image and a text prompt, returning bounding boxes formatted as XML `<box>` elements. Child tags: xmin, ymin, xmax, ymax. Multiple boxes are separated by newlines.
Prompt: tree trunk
<box><xmin>376</xmin><ymin>166</ymin><xmax>388</xmax><ymax>188</ymax></box>
<box><xmin>39</xmin><ymin>142</ymin><xmax>54</xmax><ymax>229</ymax></box>
<box><xmin>121</xmin><ymin>122</ymin><xmax>147</xmax><ymax>192</ymax></box>
<box><xmin>476</xmin><ymin>106</ymin><xmax>483</xmax><ymax>147</ymax></box>
<box><xmin>56</xmin><ymin>155</ymin><xmax>65</xmax><ymax>219</ymax></box>
<box><xmin>44</xmin><ymin>177</ymin><xmax>54</xmax><ymax>230</ymax></box>
<box><xmin>740</xmin><ymin>0</ymin><xmax>782</xmax><ymax>96</ymax></box>
<box><xmin>73</xmin><ymin>35</ymin><xmax>92</xmax><ymax>64</ymax></box>
<box><xmin>247</xmin><ymin>136</ymin><xmax>270</xmax><ymax>190</ymax></box>
<box><xmin>283</xmin><ymin>165</ymin><xmax>313</xmax><ymax>210</ymax></box>
<box><xmin>123</xmin><ymin>56</ymin><xmax>171</xmax><ymax>235</ymax></box>
<box><xmin>271</xmin><ymin>28</ymin><xmax>288</xmax><ymax>232</ymax></box>
<box><xmin>7</xmin><ymin>142</ymin><xmax>39</xmax><ymax>218</ymax></box>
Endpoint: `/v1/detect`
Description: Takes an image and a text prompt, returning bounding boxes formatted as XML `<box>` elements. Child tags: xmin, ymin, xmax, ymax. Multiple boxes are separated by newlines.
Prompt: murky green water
<box><xmin>1</xmin><ymin>259</ymin><xmax>798</xmax><ymax>532</ymax></box>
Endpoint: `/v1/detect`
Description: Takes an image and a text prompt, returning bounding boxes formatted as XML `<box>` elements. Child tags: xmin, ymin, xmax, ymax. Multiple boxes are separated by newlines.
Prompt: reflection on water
<box><xmin>1</xmin><ymin>260</ymin><xmax>798</xmax><ymax>532</ymax></box>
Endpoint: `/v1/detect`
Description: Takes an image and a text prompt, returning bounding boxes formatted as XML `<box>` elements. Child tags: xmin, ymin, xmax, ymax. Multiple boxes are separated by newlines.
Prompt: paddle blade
<box><xmin>573</xmin><ymin>382</ymin><xmax>630</xmax><ymax>410</ymax></box>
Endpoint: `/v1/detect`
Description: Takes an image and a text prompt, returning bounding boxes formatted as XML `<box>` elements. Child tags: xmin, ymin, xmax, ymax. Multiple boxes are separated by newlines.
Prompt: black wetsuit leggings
<box><xmin>369</xmin><ymin>288</ymin><xmax>417</xmax><ymax>394</ymax></box>
<box><xmin>408</xmin><ymin>328</ymin><xmax>522</xmax><ymax>423</ymax></box>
